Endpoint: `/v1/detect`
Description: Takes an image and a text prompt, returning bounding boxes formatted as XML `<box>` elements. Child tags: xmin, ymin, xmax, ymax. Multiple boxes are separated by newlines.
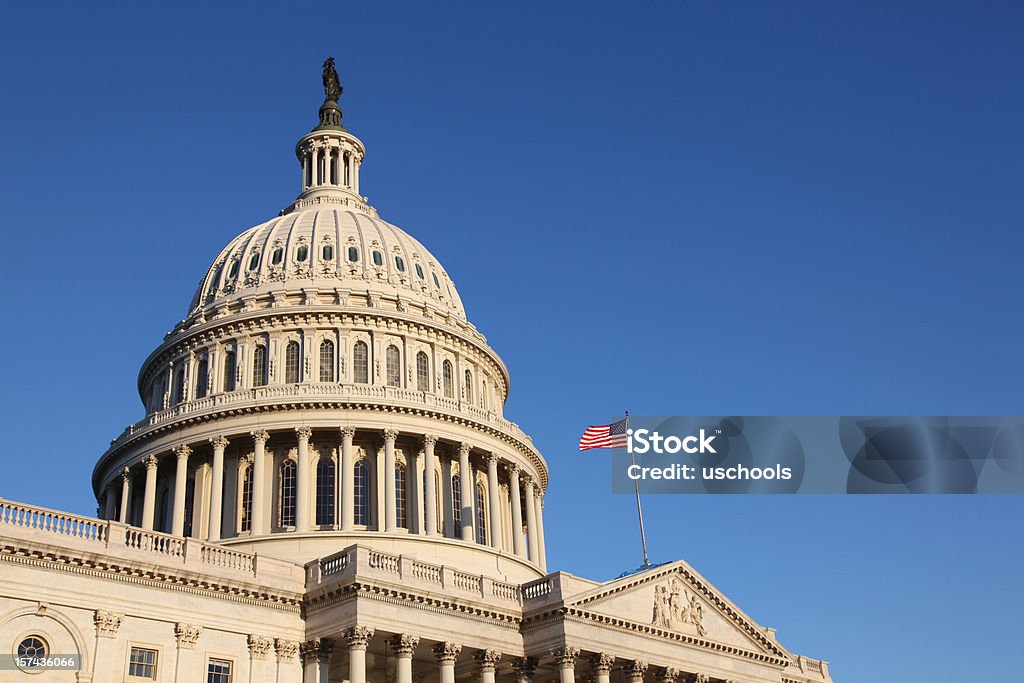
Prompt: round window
<box><xmin>16</xmin><ymin>635</ymin><xmax>49</xmax><ymax>671</ymax></box>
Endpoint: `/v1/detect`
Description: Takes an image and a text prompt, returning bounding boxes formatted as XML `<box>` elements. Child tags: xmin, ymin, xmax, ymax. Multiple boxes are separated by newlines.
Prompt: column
<box><xmin>590</xmin><ymin>654</ymin><xmax>615</xmax><ymax>683</ymax></box>
<box><xmin>409</xmin><ymin>445</ymin><xmax>423</xmax><ymax>534</ymax></box>
<box><xmin>551</xmin><ymin>647</ymin><xmax>579</xmax><ymax>683</ymax></box>
<box><xmin>251</xmin><ymin>430</ymin><xmax>269</xmax><ymax>535</ymax></box>
<box><xmin>208</xmin><ymin>436</ymin><xmax>228</xmax><ymax>540</ymax></box>
<box><xmin>535</xmin><ymin>486</ymin><xmax>547</xmax><ymax>571</ymax></box>
<box><xmin>312</xmin><ymin>146</ymin><xmax>320</xmax><ymax>186</ymax></box>
<box><xmin>512</xmin><ymin>657</ymin><xmax>537</xmax><ymax>683</ymax></box>
<box><xmin>626</xmin><ymin>661</ymin><xmax>648</xmax><ymax>683</ymax></box>
<box><xmin>340</xmin><ymin>426</ymin><xmax>355</xmax><ymax>531</ymax></box>
<box><xmin>486</xmin><ymin>454</ymin><xmax>501</xmax><ymax>548</ymax></box>
<box><xmin>353</xmin><ymin>155</ymin><xmax>360</xmax><ymax>193</ymax></box>
<box><xmin>102</xmin><ymin>483</ymin><xmax>117</xmax><ymax>520</ymax></box>
<box><xmin>441</xmin><ymin>455</ymin><xmax>454</xmax><ymax>538</ymax></box>
<box><xmin>141</xmin><ymin>455</ymin><xmax>159</xmax><ymax>531</ymax></box>
<box><xmin>247</xmin><ymin>635</ymin><xmax>272</xmax><ymax>683</ymax></box>
<box><xmin>302</xmin><ymin>148</ymin><xmax>310</xmax><ymax>189</ymax></box>
<box><xmin>92</xmin><ymin>610</ymin><xmax>123</xmax><ymax>680</ymax></box>
<box><xmin>118</xmin><ymin>468</ymin><xmax>132</xmax><ymax>524</ymax></box>
<box><xmin>300</xmin><ymin>638</ymin><xmax>333</xmax><ymax>683</ymax></box>
<box><xmin>523</xmin><ymin>475</ymin><xmax>538</xmax><ymax>563</ymax></box>
<box><xmin>171</xmin><ymin>444</ymin><xmax>191</xmax><ymax>537</ymax></box>
<box><xmin>458</xmin><ymin>442</ymin><xmax>473</xmax><ymax>541</ymax></box>
<box><xmin>389</xmin><ymin>635</ymin><xmax>419</xmax><ymax>683</ymax></box>
<box><xmin>508</xmin><ymin>464</ymin><xmax>525</xmax><ymax>558</ymax></box>
<box><xmin>656</xmin><ymin>667</ymin><xmax>680</xmax><ymax>683</ymax></box>
<box><xmin>296</xmin><ymin>426</ymin><xmax>312</xmax><ymax>532</ymax></box>
<box><xmin>344</xmin><ymin>627</ymin><xmax>374</xmax><ymax>683</ymax></box>
<box><xmin>383</xmin><ymin>429</ymin><xmax>398</xmax><ymax>531</ymax></box>
<box><xmin>433</xmin><ymin>642</ymin><xmax>462</xmax><ymax>683</ymax></box>
<box><xmin>423</xmin><ymin>435</ymin><xmax>439</xmax><ymax>536</ymax></box>
<box><xmin>474</xmin><ymin>650</ymin><xmax>501</xmax><ymax>683</ymax></box>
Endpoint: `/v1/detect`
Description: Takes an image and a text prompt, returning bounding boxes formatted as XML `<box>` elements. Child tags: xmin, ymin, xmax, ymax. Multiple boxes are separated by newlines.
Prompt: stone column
<box><xmin>590</xmin><ymin>654</ymin><xmax>615</xmax><ymax>683</ymax></box>
<box><xmin>508</xmin><ymin>464</ymin><xmax>525</xmax><ymax>557</ymax></box>
<box><xmin>251</xmin><ymin>430</ymin><xmax>269</xmax><ymax>535</ymax></box>
<box><xmin>344</xmin><ymin>626</ymin><xmax>374</xmax><ymax>683</ymax></box>
<box><xmin>423</xmin><ymin>435</ymin><xmax>439</xmax><ymax>536</ymax></box>
<box><xmin>656</xmin><ymin>667</ymin><xmax>680</xmax><ymax>683</ymax></box>
<box><xmin>296</xmin><ymin>426</ymin><xmax>313</xmax><ymax>532</ymax></box>
<box><xmin>141</xmin><ymin>455</ymin><xmax>159</xmax><ymax>531</ymax></box>
<box><xmin>552</xmin><ymin>647</ymin><xmax>580</xmax><ymax>683</ymax></box>
<box><xmin>274</xmin><ymin>639</ymin><xmax>300</xmax><ymax>683</ymax></box>
<box><xmin>340</xmin><ymin>426</ymin><xmax>355</xmax><ymax>531</ymax></box>
<box><xmin>171</xmin><ymin>444</ymin><xmax>191</xmax><ymax>537</ymax></box>
<box><xmin>486</xmin><ymin>454</ymin><xmax>501</xmax><ymax>548</ymax></box>
<box><xmin>312</xmin><ymin>146</ymin><xmax>321</xmax><ymax>186</ymax></box>
<box><xmin>389</xmin><ymin>635</ymin><xmax>420</xmax><ymax>683</ymax></box>
<box><xmin>301</xmin><ymin>638</ymin><xmax>333</xmax><ymax>683</ymax></box>
<box><xmin>458</xmin><ymin>442</ymin><xmax>474</xmax><ymax>541</ymax></box>
<box><xmin>523</xmin><ymin>475</ymin><xmax>539</xmax><ymax>563</ymax></box>
<box><xmin>512</xmin><ymin>657</ymin><xmax>538</xmax><ymax>683</ymax></box>
<box><xmin>409</xmin><ymin>445</ymin><xmax>422</xmax><ymax>534</ymax></box>
<box><xmin>433</xmin><ymin>642</ymin><xmax>462</xmax><ymax>683</ymax></box>
<box><xmin>208</xmin><ymin>436</ymin><xmax>228</xmax><ymax>540</ymax></box>
<box><xmin>118</xmin><ymin>468</ymin><xmax>132</xmax><ymax>524</ymax></box>
<box><xmin>475</xmin><ymin>650</ymin><xmax>502</xmax><ymax>683</ymax></box>
<box><xmin>626</xmin><ymin>661</ymin><xmax>648</xmax><ymax>683</ymax></box>
<box><xmin>441</xmin><ymin>454</ymin><xmax>455</xmax><ymax>538</ymax></box>
<box><xmin>91</xmin><ymin>610</ymin><xmax>123</xmax><ymax>681</ymax></box>
<box><xmin>535</xmin><ymin>486</ymin><xmax>547</xmax><ymax>571</ymax></box>
<box><xmin>102</xmin><ymin>483</ymin><xmax>116</xmax><ymax>520</ymax></box>
<box><xmin>383</xmin><ymin>429</ymin><xmax>398</xmax><ymax>531</ymax></box>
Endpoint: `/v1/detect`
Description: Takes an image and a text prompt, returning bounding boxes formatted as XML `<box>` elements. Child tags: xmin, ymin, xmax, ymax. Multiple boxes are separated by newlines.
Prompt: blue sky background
<box><xmin>1</xmin><ymin>2</ymin><xmax>1022</xmax><ymax>681</ymax></box>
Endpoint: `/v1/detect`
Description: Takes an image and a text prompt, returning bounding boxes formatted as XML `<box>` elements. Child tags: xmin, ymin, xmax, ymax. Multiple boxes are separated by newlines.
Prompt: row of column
<box><xmin>301</xmin><ymin>141</ymin><xmax>359</xmax><ymax>191</ymax></box>
<box><xmin>104</xmin><ymin>427</ymin><xmax>547</xmax><ymax>568</ymax></box>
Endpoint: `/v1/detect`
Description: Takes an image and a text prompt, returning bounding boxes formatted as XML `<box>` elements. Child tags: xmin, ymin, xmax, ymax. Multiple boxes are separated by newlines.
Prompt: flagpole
<box><xmin>626</xmin><ymin>411</ymin><xmax>651</xmax><ymax>567</ymax></box>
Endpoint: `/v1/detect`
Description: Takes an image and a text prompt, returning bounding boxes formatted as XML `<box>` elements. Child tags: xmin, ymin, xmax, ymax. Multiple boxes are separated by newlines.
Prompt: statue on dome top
<box><xmin>323</xmin><ymin>57</ymin><xmax>343</xmax><ymax>102</ymax></box>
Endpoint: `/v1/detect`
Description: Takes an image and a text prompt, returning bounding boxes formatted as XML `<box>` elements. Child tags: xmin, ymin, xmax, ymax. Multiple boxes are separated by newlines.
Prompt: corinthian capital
<box><xmin>343</xmin><ymin>625</ymin><xmax>374</xmax><ymax>650</ymax></box>
<box><xmin>340</xmin><ymin>426</ymin><xmax>356</xmax><ymax>439</ymax></box>
<box><xmin>657</xmin><ymin>667</ymin><xmax>680</xmax><ymax>683</ymax></box>
<box><xmin>551</xmin><ymin>647</ymin><xmax>580</xmax><ymax>668</ymax></box>
<box><xmin>247</xmin><ymin>634</ymin><xmax>273</xmax><ymax>660</ymax></box>
<box><xmin>511</xmin><ymin>657</ymin><xmax>538</xmax><ymax>678</ymax></box>
<box><xmin>626</xmin><ymin>661</ymin><xmax>648</xmax><ymax>682</ymax></box>
<box><xmin>121</xmin><ymin>467</ymin><xmax>131</xmax><ymax>483</ymax></box>
<box><xmin>691</xmin><ymin>675</ymin><xmax>709</xmax><ymax>683</ymax></box>
<box><xmin>273</xmin><ymin>639</ymin><xmax>299</xmax><ymax>662</ymax></box>
<box><xmin>174</xmin><ymin>443</ymin><xmax>192</xmax><ymax>460</ymax></box>
<box><xmin>143</xmin><ymin>455</ymin><xmax>159</xmax><ymax>470</ymax></box>
<box><xmin>458</xmin><ymin>441</ymin><xmax>472</xmax><ymax>456</ymax></box>
<box><xmin>175</xmin><ymin>622</ymin><xmax>202</xmax><ymax>649</ymax></box>
<box><xmin>93</xmin><ymin>610</ymin><xmax>123</xmax><ymax>638</ymax></box>
<box><xmin>589</xmin><ymin>654</ymin><xmax>615</xmax><ymax>674</ymax></box>
<box><xmin>251</xmin><ymin>430</ymin><xmax>270</xmax><ymax>444</ymax></box>
<box><xmin>209</xmin><ymin>435</ymin><xmax>230</xmax><ymax>449</ymax></box>
<box><xmin>296</xmin><ymin>426</ymin><xmax>313</xmax><ymax>440</ymax></box>
<box><xmin>474</xmin><ymin>649</ymin><xmax>502</xmax><ymax>672</ymax></box>
<box><xmin>387</xmin><ymin>634</ymin><xmax>419</xmax><ymax>657</ymax></box>
<box><xmin>432</xmin><ymin>641</ymin><xmax>462</xmax><ymax>664</ymax></box>
<box><xmin>300</xmin><ymin>638</ymin><xmax>333</xmax><ymax>664</ymax></box>
<box><xmin>383</xmin><ymin>428</ymin><xmax>399</xmax><ymax>442</ymax></box>
<box><xmin>506</xmin><ymin>462</ymin><xmax>520</xmax><ymax>477</ymax></box>
<box><xmin>423</xmin><ymin>433</ymin><xmax>439</xmax><ymax>447</ymax></box>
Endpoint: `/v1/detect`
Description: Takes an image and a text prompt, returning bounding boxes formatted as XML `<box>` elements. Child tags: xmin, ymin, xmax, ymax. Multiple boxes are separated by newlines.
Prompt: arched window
<box><xmin>271</xmin><ymin>247</ymin><xmax>283</xmax><ymax>265</ymax></box>
<box><xmin>252</xmin><ymin>345</ymin><xmax>267</xmax><ymax>387</ymax></box>
<box><xmin>353</xmin><ymin>341</ymin><xmax>369</xmax><ymax>384</ymax></box>
<box><xmin>347</xmin><ymin>246</ymin><xmax>359</xmax><ymax>262</ymax></box>
<box><xmin>372</xmin><ymin>250</ymin><xmax>383</xmax><ymax>267</ymax></box>
<box><xmin>195</xmin><ymin>359</ymin><xmax>208</xmax><ymax>398</ymax></box>
<box><xmin>354</xmin><ymin>460</ymin><xmax>369</xmax><ymax>526</ymax></box>
<box><xmin>279</xmin><ymin>460</ymin><xmax>296</xmax><ymax>527</ymax></box>
<box><xmin>464</xmin><ymin>370</ymin><xmax>473</xmax><ymax>403</ymax></box>
<box><xmin>240</xmin><ymin>466</ymin><xmax>253</xmax><ymax>532</ymax></box>
<box><xmin>395</xmin><ymin>255</ymin><xmax>406</xmax><ymax>272</ymax></box>
<box><xmin>386</xmin><ymin>345</ymin><xmax>401</xmax><ymax>387</ymax></box>
<box><xmin>173</xmin><ymin>367</ymin><xmax>186</xmax><ymax>404</ymax></box>
<box><xmin>322</xmin><ymin>244</ymin><xmax>334</xmax><ymax>261</ymax></box>
<box><xmin>296</xmin><ymin>244</ymin><xmax>309</xmax><ymax>262</ymax></box>
<box><xmin>442</xmin><ymin>360</ymin><xmax>454</xmax><ymax>398</ymax></box>
<box><xmin>248</xmin><ymin>251</ymin><xmax>260</xmax><ymax>271</ymax></box>
<box><xmin>451</xmin><ymin>474</ymin><xmax>462</xmax><ymax>536</ymax></box>
<box><xmin>223</xmin><ymin>351</ymin><xmax>236</xmax><ymax>392</ymax></box>
<box><xmin>475</xmin><ymin>483</ymin><xmax>487</xmax><ymax>544</ymax></box>
<box><xmin>319</xmin><ymin>340</ymin><xmax>335</xmax><ymax>382</ymax></box>
<box><xmin>395</xmin><ymin>464</ymin><xmax>408</xmax><ymax>529</ymax></box>
<box><xmin>285</xmin><ymin>341</ymin><xmax>300</xmax><ymax>384</ymax></box>
<box><xmin>316</xmin><ymin>459</ymin><xmax>336</xmax><ymax>526</ymax></box>
<box><xmin>416</xmin><ymin>351</ymin><xmax>429</xmax><ymax>392</ymax></box>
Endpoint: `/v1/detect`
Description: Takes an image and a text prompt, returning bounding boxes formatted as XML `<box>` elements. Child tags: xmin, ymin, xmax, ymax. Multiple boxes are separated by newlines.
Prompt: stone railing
<box><xmin>0</xmin><ymin>499</ymin><xmax>107</xmax><ymax>542</ymax></box>
<box><xmin>304</xmin><ymin>544</ymin><xmax>527</xmax><ymax>605</ymax></box>
<box><xmin>522</xmin><ymin>577</ymin><xmax>553</xmax><ymax>601</ymax></box>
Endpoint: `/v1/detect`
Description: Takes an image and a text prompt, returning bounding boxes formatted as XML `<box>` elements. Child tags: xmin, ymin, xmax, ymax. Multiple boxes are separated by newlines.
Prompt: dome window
<box><xmin>322</xmin><ymin>244</ymin><xmax>334</xmax><ymax>261</ymax></box>
<box><xmin>296</xmin><ymin>244</ymin><xmax>309</xmax><ymax>262</ymax></box>
<box><xmin>415</xmin><ymin>264</ymin><xmax>424</xmax><ymax>279</ymax></box>
<box><xmin>271</xmin><ymin>248</ymin><xmax>283</xmax><ymax>265</ymax></box>
<box><xmin>395</xmin><ymin>256</ymin><xmax>406</xmax><ymax>272</ymax></box>
<box><xmin>248</xmin><ymin>252</ymin><xmax>260</xmax><ymax>271</ymax></box>
<box><xmin>228</xmin><ymin>259</ymin><xmax>240</xmax><ymax>278</ymax></box>
<box><xmin>347</xmin><ymin>246</ymin><xmax>359</xmax><ymax>262</ymax></box>
<box><xmin>432</xmin><ymin>273</ymin><xmax>440</xmax><ymax>288</ymax></box>
<box><xmin>372</xmin><ymin>250</ymin><xmax>383</xmax><ymax>267</ymax></box>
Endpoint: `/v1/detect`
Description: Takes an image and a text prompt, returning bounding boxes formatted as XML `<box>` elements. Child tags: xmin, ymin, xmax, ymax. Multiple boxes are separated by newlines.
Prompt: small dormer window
<box><xmin>348</xmin><ymin>246</ymin><xmax>359</xmax><ymax>262</ymax></box>
<box><xmin>415</xmin><ymin>264</ymin><xmax>424</xmax><ymax>279</ymax></box>
<box><xmin>296</xmin><ymin>245</ymin><xmax>309</xmax><ymax>262</ymax></box>
<box><xmin>271</xmin><ymin>248</ymin><xmax>283</xmax><ymax>265</ymax></box>
<box><xmin>322</xmin><ymin>244</ymin><xmax>334</xmax><ymax>261</ymax></box>
<box><xmin>248</xmin><ymin>252</ymin><xmax>260</xmax><ymax>271</ymax></box>
<box><xmin>372</xmin><ymin>251</ymin><xmax>383</xmax><ymax>267</ymax></box>
<box><xmin>395</xmin><ymin>256</ymin><xmax>406</xmax><ymax>272</ymax></box>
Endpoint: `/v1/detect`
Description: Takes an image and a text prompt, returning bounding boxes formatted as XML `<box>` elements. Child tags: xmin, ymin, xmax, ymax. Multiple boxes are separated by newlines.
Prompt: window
<box><xmin>128</xmin><ymin>647</ymin><xmax>158</xmax><ymax>679</ymax></box>
<box><xmin>354</xmin><ymin>460</ymin><xmax>369</xmax><ymax>526</ymax></box>
<box><xmin>252</xmin><ymin>345</ymin><xmax>267</xmax><ymax>387</ymax></box>
<box><xmin>319</xmin><ymin>340</ymin><xmax>335</xmax><ymax>382</ymax></box>
<box><xmin>296</xmin><ymin>244</ymin><xmax>309</xmax><ymax>262</ymax></box>
<box><xmin>322</xmin><ymin>244</ymin><xmax>334</xmax><ymax>261</ymax></box>
<box><xmin>464</xmin><ymin>369</ymin><xmax>473</xmax><ymax>403</ymax></box>
<box><xmin>184</xmin><ymin>477</ymin><xmax>195</xmax><ymax>537</ymax></box>
<box><xmin>316</xmin><ymin>459</ymin><xmax>336</xmax><ymax>526</ymax></box>
<box><xmin>173</xmin><ymin>368</ymin><xmax>186</xmax><ymax>404</ymax></box>
<box><xmin>386</xmin><ymin>345</ymin><xmax>401</xmax><ymax>387</ymax></box>
<box><xmin>435</xmin><ymin>472</ymin><xmax>443</xmax><ymax>528</ymax></box>
<box><xmin>416</xmin><ymin>351</ymin><xmax>429</xmax><ymax>392</ymax></box>
<box><xmin>279</xmin><ymin>460</ymin><xmax>296</xmax><ymax>527</ymax></box>
<box><xmin>442</xmin><ymin>360</ymin><xmax>454</xmax><ymax>398</ymax></box>
<box><xmin>17</xmin><ymin>635</ymin><xmax>47</xmax><ymax>659</ymax></box>
<box><xmin>451</xmin><ymin>475</ymin><xmax>462</xmax><ymax>534</ymax></box>
<box><xmin>372</xmin><ymin>250</ymin><xmax>383</xmax><ymax>267</ymax></box>
<box><xmin>240</xmin><ymin>466</ymin><xmax>253</xmax><ymax>532</ymax></box>
<box><xmin>207</xmin><ymin>658</ymin><xmax>233</xmax><ymax>683</ymax></box>
<box><xmin>395</xmin><ymin>463</ymin><xmax>407</xmax><ymax>529</ymax></box>
<box><xmin>223</xmin><ymin>351</ymin><xmax>236</xmax><ymax>392</ymax></box>
<box><xmin>248</xmin><ymin>252</ymin><xmax>260</xmax><ymax>271</ymax></box>
<box><xmin>228</xmin><ymin>259</ymin><xmax>239</xmax><ymax>278</ymax></box>
<box><xmin>475</xmin><ymin>484</ymin><xmax>487</xmax><ymax>544</ymax></box>
<box><xmin>415</xmin><ymin>263</ymin><xmax>424</xmax><ymax>279</ymax></box>
<box><xmin>395</xmin><ymin>255</ymin><xmax>406</xmax><ymax>272</ymax></box>
<box><xmin>433</xmin><ymin>272</ymin><xmax>440</xmax><ymax>288</ymax></box>
<box><xmin>353</xmin><ymin>341</ymin><xmax>369</xmax><ymax>384</ymax></box>
<box><xmin>271</xmin><ymin>248</ymin><xmax>283</xmax><ymax>265</ymax></box>
<box><xmin>195</xmin><ymin>359</ymin><xmax>208</xmax><ymax>398</ymax></box>
<box><xmin>285</xmin><ymin>341</ymin><xmax>300</xmax><ymax>384</ymax></box>
<box><xmin>348</xmin><ymin>246</ymin><xmax>359</xmax><ymax>262</ymax></box>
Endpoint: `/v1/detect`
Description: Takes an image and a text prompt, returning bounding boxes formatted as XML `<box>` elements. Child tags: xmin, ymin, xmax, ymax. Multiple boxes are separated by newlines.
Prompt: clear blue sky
<box><xmin>1</xmin><ymin>2</ymin><xmax>1022</xmax><ymax>681</ymax></box>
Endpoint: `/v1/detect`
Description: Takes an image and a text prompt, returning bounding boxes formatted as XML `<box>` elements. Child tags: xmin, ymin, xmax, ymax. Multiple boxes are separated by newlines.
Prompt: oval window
<box><xmin>415</xmin><ymin>263</ymin><xmax>424</xmax><ymax>279</ymax></box>
<box><xmin>432</xmin><ymin>273</ymin><xmax>440</xmax><ymax>288</ymax></box>
<box><xmin>348</xmin><ymin>246</ymin><xmax>359</xmax><ymax>262</ymax></box>
<box><xmin>17</xmin><ymin>635</ymin><xmax>48</xmax><ymax>659</ymax></box>
<box><xmin>322</xmin><ymin>244</ymin><xmax>334</xmax><ymax>261</ymax></box>
<box><xmin>395</xmin><ymin>256</ymin><xmax>406</xmax><ymax>272</ymax></box>
<box><xmin>271</xmin><ymin>248</ymin><xmax>283</xmax><ymax>265</ymax></box>
<box><xmin>372</xmin><ymin>251</ymin><xmax>383</xmax><ymax>267</ymax></box>
<box><xmin>296</xmin><ymin>245</ymin><xmax>309</xmax><ymax>262</ymax></box>
<box><xmin>248</xmin><ymin>252</ymin><xmax>260</xmax><ymax>271</ymax></box>
<box><xmin>228</xmin><ymin>259</ymin><xmax>240</xmax><ymax>278</ymax></box>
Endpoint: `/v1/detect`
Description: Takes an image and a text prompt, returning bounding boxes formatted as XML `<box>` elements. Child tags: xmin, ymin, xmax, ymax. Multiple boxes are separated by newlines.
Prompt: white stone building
<box><xmin>0</xmin><ymin>62</ymin><xmax>834</xmax><ymax>683</ymax></box>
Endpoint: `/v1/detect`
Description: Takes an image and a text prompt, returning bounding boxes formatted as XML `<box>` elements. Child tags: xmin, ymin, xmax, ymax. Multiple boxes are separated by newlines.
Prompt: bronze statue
<box><xmin>323</xmin><ymin>57</ymin><xmax>342</xmax><ymax>102</ymax></box>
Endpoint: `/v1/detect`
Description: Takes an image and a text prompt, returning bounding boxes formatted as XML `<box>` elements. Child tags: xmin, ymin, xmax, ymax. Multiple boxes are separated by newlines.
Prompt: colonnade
<box><xmin>301</xmin><ymin>138</ymin><xmax>360</xmax><ymax>193</ymax></box>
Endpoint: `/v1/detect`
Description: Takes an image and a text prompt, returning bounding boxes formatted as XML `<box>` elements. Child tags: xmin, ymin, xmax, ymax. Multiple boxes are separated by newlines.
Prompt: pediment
<box><xmin>564</xmin><ymin>561</ymin><xmax>789</xmax><ymax>659</ymax></box>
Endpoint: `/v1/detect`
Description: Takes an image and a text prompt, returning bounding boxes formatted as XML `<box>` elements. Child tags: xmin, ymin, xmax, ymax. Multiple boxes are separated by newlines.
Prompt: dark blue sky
<box><xmin>1</xmin><ymin>2</ymin><xmax>1022</xmax><ymax>681</ymax></box>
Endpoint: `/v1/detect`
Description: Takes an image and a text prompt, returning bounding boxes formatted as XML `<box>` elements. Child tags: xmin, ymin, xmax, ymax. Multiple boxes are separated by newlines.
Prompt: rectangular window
<box><xmin>208</xmin><ymin>658</ymin><xmax>232</xmax><ymax>683</ymax></box>
<box><xmin>128</xmin><ymin>647</ymin><xmax>158</xmax><ymax>679</ymax></box>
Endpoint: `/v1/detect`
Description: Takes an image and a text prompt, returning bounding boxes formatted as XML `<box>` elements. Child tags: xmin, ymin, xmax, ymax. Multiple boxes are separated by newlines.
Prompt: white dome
<box><xmin>189</xmin><ymin>206</ymin><xmax>466</xmax><ymax>320</ymax></box>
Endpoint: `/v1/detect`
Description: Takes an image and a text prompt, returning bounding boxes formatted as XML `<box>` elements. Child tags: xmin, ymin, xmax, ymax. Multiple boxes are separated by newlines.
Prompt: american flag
<box><xmin>579</xmin><ymin>417</ymin><xmax>629</xmax><ymax>451</ymax></box>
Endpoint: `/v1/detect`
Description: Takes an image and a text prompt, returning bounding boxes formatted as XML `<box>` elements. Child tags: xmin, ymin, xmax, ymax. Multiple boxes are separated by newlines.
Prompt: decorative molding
<box><xmin>423</xmin><ymin>434</ymin><xmax>439</xmax><ymax>447</ymax></box>
<box><xmin>432</xmin><ymin>641</ymin><xmax>462</xmax><ymax>664</ymax></box>
<box><xmin>296</xmin><ymin>426</ymin><xmax>313</xmax><ymax>440</ymax></box>
<box><xmin>143</xmin><ymin>455</ymin><xmax>159</xmax><ymax>469</ymax></box>
<box><xmin>174</xmin><ymin>622</ymin><xmax>201</xmax><ymax>649</ymax></box>
<box><xmin>248</xmin><ymin>634</ymin><xmax>273</xmax><ymax>660</ymax></box>
<box><xmin>473</xmin><ymin>649</ymin><xmax>502</xmax><ymax>672</ymax></box>
<box><xmin>383</xmin><ymin>428</ymin><xmax>399</xmax><ymax>441</ymax></box>
<box><xmin>691</xmin><ymin>675</ymin><xmax>709</xmax><ymax>683</ymax></box>
<box><xmin>93</xmin><ymin>610</ymin><xmax>122</xmax><ymax>638</ymax></box>
<box><xmin>251</xmin><ymin>429</ymin><xmax>270</xmax><ymax>444</ymax></box>
<box><xmin>340</xmin><ymin>426</ymin><xmax>356</xmax><ymax>439</ymax></box>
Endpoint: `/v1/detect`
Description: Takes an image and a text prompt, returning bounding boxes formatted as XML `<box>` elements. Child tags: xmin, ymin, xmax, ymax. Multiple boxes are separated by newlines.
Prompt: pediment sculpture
<box><xmin>652</xmin><ymin>578</ymin><xmax>706</xmax><ymax>637</ymax></box>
